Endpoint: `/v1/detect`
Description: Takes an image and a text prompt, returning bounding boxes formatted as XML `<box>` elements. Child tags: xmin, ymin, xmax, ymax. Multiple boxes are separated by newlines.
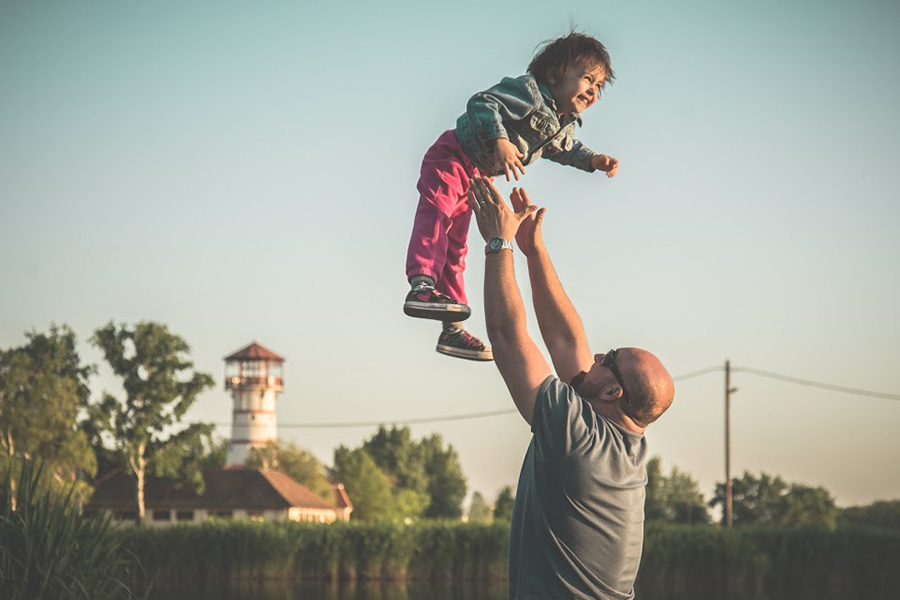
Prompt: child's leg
<box><xmin>405</xmin><ymin>130</ymin><xmax>476</xmax><ymax>302</ymax></box>
<box><xmin>434</xmin><ymin>199</ymin><xmax>474</xmax><ymax>305</ymax></box>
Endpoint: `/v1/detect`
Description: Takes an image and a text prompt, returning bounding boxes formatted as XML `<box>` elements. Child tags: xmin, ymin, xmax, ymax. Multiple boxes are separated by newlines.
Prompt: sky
<box><xmin>1</xmin><ymin>0</ymin><xmax>898</xmax><ymax>509</ymax></box>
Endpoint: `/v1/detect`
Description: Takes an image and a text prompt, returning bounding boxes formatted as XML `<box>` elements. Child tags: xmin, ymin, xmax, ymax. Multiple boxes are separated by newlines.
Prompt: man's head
<box><xmin>527</xmin><ymin>32</ymin><xmax>615</xmax><ymax>114</ymax></box>
<box><xmin>571</xmin><ymin>347</ymin><xmax>674</xmax><ymax>430</ymax></box>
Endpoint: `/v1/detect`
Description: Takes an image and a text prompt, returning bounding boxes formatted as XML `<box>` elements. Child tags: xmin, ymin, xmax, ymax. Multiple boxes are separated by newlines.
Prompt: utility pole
<box><xmin>724</xmin><ymin>359</ymin><xmax>737</xmax><ymax>527</ymax></box>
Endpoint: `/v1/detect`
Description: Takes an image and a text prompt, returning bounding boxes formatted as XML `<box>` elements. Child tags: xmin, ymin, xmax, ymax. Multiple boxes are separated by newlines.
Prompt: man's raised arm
<box><xmin>470</xmin><ymin>179</ymin><xmax>551</xmax><ymax>425</ymax></box>
<box><xmin>509</xmin><ymin>188</ymin><xmax>593</xmax><ymax>384</ymax></box>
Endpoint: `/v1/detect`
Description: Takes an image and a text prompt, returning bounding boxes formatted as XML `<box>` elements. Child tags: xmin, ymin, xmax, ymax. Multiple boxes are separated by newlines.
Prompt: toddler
<box><xmin>404</xmin><ymin>32</ymin><xmax>619</xmax><ymax>361</ymax></box>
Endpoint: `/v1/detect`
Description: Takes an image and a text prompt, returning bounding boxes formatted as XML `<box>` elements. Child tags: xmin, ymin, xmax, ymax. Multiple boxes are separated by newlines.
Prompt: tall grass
<box><xmin>119</xmin><ymin>519</ymin><xmax>900</xmax><ymax>596</ymax></box>
<box><xmin>0</xmin><ymin>461</ymin><xmax>146</xmax><ymax>600</ymax></box>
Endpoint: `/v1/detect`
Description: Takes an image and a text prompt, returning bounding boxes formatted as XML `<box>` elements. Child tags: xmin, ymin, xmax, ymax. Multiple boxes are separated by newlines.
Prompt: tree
<box><xmin>0</xmin><ymin>325</ymin><xmax>96</xmax><ymax>504</ymax></box>
<box><xmin>840</xmin><ymin>500</ymin><xmax>900</xmax><ymax>531</ymax></box>
<box><xmin>362</xmin><ymin>426</ymin><xmax>428</xmax><ymax>493</ymax></box>
<box><xmin>90</xmin><ymin>321</ymin><xmax>214</xmax><ymax>524</ymax></box>
<box><xmin>421</xmin><ymin>434</ymin><xmax>467</xmax><ymax>519</ymax></box>
<box><xmin>468</xmin><ymin>491</ymin><xmax>493</xmax><ymax>523</ymax></box>
<box><xmin>247</xmin><ymin>440</ymin><xmax>334</xmax><ymax>503</ymax></box>
<box><xmin>332</xmin><ymin>446</ymin><xmax>396</xmax><ymax>521</ymax></box>
<box><xmin>645</xmin><ymin>457</ymin><xmax>710</xmax><ymax>524</ymax></box>
<box><xmin>493</xmin><ymin>486</ymin><xmax>515</xmax><ymax>522</ymax></box>
<box><xmin>710</xmin><ymin>471</ymin><xmax>836</xmax><ymax>528</ymax></box>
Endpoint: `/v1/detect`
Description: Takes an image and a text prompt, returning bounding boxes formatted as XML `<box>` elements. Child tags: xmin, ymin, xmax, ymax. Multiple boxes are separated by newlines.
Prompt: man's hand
<box><xmin>494</xmin><ymin>138</ymin><xmax>526</xmax><ymax>182</ymax></box>
<box><xmin>510</xmin><ymin>187</ymin><xmax>546</xmax><ymax>258</ymax></box>
<box><xmin>470</xmin><ymin>178</ymin><xmax>536</xmax><ymax>243</ymax></box>
<box><xmin>592</xmin><ymin>154</ymin><xmax>619</xmax><ymax>178</ymax></box>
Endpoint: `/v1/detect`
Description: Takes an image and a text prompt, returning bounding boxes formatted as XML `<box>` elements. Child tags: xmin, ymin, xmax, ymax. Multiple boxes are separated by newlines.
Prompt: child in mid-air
<box><xmin>404</xmin><ymin>32</ymin><xmax>620</xmax><ymax>362</ymax></box>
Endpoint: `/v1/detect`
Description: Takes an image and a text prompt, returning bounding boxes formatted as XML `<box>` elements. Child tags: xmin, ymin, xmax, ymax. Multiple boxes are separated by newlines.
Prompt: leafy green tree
<box><xmin>90</xmin><ymin>321</ymin><xmax>214</xmax><ymax>524</ymax></box>
<box><xmin>645</xmin><ymin>457</ymin><xmax>709</xmax><ymax>524</ymax></box>
<box><xmin>247</xmin><ymin>440</ymin><xmax>334</xmax><ymax>503</ymax></box>
<box><xmin>362</xmin><ymin>426</ymin><xmax>428</xmax><ymax>493</ymax></box>
<box><xmin>779</xmin><ymin>483</ymin><xmax>837</xmax><ymax>528</ymax></box>
<box><xmin>0</xmin><ymin>325</ymin><xmax>96</xmax><ymax>503</ymax></box>
<box><xmin>421</xmin><ymin>434</ymin><xmax>467</xmax><ymax>519</ymax></box>
<box><xmin>840</xmin><ymin>500</ymin><xmax>900</xmax><ymax>531</ymax></box>
<box><xmin>468</xmin><ymin>491</ymin><xmax>493</xmax><ymax>523</ymax></box>
<box><xmin>393</xmin><ymin>487</ymin><xmax>430</xmax><ymax>521</ymax></box>
<box><xmin>493</xmin><ymin>486</ymin><xmax>515</xmax><ymax>522</ymax></box>
<box><xmin>332</xmin><ymin>446</ymin><xmax>396</xmax><ymax>521</ymax></box>
<box><xmin>710</xmin><ymin>471</ymin><xmax>836</xmax><ymax>528</ymax></box>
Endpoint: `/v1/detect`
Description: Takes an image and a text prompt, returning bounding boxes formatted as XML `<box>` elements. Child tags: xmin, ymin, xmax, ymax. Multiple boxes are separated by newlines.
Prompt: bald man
<box><xmin>469</xmin><ymin>178</ymin><xmax>675</xmax><ymax>600</ymax></box>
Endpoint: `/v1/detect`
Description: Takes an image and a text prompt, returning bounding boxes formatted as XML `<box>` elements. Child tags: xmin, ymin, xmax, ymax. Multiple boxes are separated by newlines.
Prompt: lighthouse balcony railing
<box><xmin>225</xmin><ymin>376</ymin><xmax>284</xmax><ymax>390</ymax></box>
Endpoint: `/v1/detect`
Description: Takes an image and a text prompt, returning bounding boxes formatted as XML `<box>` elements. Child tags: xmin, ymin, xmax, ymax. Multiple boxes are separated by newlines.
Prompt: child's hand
<box><xmin>494</xmin><ymin>138</ymin><xmax>526</xmax><ymax>182</ymax></box>
<box><xmin>592</xmin><ymin>154</ymin><xmax>619</xmax><ymax>178</ymax></box>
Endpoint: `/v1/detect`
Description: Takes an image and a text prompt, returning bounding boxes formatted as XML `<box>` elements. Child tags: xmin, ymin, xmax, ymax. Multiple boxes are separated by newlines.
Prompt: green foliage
<box><xmin>645</xmin><ymin>456</ymin><xmax>710</xmax><ymax>524</ymax></box>
<box><xmin>114</xmin><ymin>519</ymin><xmax>900</xmax><ymax>597</ymax></box>
<box><xmin>467</xmin><ymin>491</ymin><xmax>493</xmax><ymax>523</ymax></box>
<box><xmin>332</xmin><ymin>446</ymin><xmax>396</xmax><ymax>521</ymax></box>
<box><xmin>0</xmin><ymin>325</ymin><xmax>97</xmax><ymax>501</ymax></box>
<box><xmin>0</xmin><ymin>461</ymin><xmax>145</xmax><ymax>600</ymax></box>
<box><xmin>840</xmin><ymin>500</ymin><xmax>900</xmax><ymax>531</ymax></box>
<box><xmin>493</xmin><ymin>486</ymin><xmax>515</xmax><ymax>522</ymax></box>
<box><xmin>710</xmin><ymin>471</ymin><xmax>837</xmax><ymax>528</ymax></box>
<box><xmin>90</xmin><ymin>321</ymin><xmax>215</xmax><ymax>522</ymax></box>
<box><xmin>247</xmin><ymin>440</ymin><xmax>334</xmax><ymax>504</ymax></box>
<box><xmin>420</xmin><ymin>434</ymin><xmax>467</xmax><ymax>519</ymax></box>
<box><xmin>359</xmin><ymin>427</ymin><xmax>467</xmax><ymax>520</ymax></box>
<box><xmin>362</xmin><ymin>426</ymin><xmax>428</xmax><ymax>493</ymax></box>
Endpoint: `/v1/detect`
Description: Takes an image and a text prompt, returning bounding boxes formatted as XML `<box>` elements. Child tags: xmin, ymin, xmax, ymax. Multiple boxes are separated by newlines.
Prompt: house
<box><xmin>85</xmin><ymin>468</ymin><xmax>352</xmax><ymax>526</ymax></box>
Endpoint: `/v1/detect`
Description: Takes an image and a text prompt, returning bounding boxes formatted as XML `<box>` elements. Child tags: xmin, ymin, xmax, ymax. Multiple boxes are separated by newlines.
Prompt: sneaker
<box><xmin>436</xmin><ymin>329</ymin><xmax>493</xmax><ymax>362</ymax></box>
<box><xmin>403</xmin><ymin>286</ymin><xmax>471</xmax><ymax>321</ymax></box>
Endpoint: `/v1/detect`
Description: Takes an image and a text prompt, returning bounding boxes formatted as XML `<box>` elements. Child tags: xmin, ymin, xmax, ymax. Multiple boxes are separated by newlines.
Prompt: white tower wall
<box><xmin>227</xmin><ymin>384</ymin><xmax>279</xmax><ymax>466</ymax></box>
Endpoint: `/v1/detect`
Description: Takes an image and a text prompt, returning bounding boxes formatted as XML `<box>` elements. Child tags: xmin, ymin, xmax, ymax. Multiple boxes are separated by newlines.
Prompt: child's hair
<box><xmin>528</xmin><ymin>32</ymin><xmax>615</xmax><ymax>91</ymax></box>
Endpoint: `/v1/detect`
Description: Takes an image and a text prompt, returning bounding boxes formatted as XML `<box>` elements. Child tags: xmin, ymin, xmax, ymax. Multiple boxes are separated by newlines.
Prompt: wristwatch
<box><xmin>485</xmin><ymin>237</ymin><xmax>513</xmax><ymax>255</ymax></box>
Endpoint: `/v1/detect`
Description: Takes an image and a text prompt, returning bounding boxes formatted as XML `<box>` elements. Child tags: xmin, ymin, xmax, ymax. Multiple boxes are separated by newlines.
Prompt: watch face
<box><xmin>489</xmin><ymin>238</ymin><xmax>503</xmax><ymax>252</ymax></box>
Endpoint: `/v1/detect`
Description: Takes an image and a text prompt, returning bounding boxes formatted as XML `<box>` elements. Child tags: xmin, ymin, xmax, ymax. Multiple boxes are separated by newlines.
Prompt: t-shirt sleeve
<box><xmin>531</xmin><ymin>376</ymin><xmax>596</xmax><ymax>459</ymax></box>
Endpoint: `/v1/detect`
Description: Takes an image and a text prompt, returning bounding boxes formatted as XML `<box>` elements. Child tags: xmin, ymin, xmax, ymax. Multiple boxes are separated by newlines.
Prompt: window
<box><xmin>247</xmin><ymin>511</ymin><xmax>264</xmax><ymax>522</ymax></box>
<box><xmin>152</xmin><ymin>510</ymin><xmax>171</xmax><ymax>522</ymax></box>
<box><xmin>176</xmin><ymin>510</ymin><xmax>194</xmax><ymax>522</ymax></box>
<box><xmin>210</xmin><ymin>510</ymin><xmax>233</xmax><ymax>519</ymax></box>
<box><xmin>114</xmin><ymin>510</ymin><xmax>138</xmax><ymax>523</ymax></box>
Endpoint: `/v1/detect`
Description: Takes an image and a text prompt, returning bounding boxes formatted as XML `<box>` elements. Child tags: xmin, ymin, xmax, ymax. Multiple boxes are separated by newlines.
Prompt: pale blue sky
<box><xmin>2</xmin><ymin>0</ymin><xmax>898</xmax><ymax>507</ymax></box>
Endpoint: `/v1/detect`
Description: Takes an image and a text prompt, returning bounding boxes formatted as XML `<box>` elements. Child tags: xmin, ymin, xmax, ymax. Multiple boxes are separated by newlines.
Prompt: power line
<box><xmin>673</xmin><ymin>365</ymin><xmax>723</xmax><ymax>381</ymax></box>
<box><xmin>203</xmin><ymin>364</ymin><xmax>898</xmax><ymax>431</ymax></box>
<box><xmin>732</xmin><ymin>366</ymin><xmax>900</xmax><ymax>401</ymax></box>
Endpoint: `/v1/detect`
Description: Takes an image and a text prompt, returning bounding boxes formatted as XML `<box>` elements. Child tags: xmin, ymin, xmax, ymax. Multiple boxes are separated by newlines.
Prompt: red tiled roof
<box><xmin>85</xmin><ymin>469</ymin><xmax>331</xmax><ymax>512</ymax></box>
<box><xmin>333</xmin><ymin>482</ymin><xmax>353</xmax><ymax>511</ymax></box>
<box><xmin>224</xmin><ymin>342</ymin><xmax>284</xmax><ymax>362</ymax></box>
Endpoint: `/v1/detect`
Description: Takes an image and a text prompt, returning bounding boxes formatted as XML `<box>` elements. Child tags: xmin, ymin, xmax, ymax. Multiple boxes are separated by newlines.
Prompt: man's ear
<box><xmin>600</xmin><ymin>384</ymin><xmax>624</xmax><ymax>402</ymax></box>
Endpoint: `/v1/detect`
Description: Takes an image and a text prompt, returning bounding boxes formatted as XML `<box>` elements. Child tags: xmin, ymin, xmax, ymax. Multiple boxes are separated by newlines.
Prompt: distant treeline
<box><xmin>120</xmin><ymin>520</ymin><xmax>900</xmax><ymax>597</ymax></box>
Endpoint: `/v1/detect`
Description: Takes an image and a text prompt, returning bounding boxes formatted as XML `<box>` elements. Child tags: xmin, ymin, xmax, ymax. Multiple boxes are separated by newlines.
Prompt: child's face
<box><xmin>548</xmin><ymin>63</ymin><xmax>606</xmax><ymax>115</ymax></box>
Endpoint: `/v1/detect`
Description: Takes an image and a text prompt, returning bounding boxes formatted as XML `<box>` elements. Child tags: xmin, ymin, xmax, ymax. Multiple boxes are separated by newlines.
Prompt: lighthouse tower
<box><xmin>224</xmin><ymin>342</ymin><xmax>284</xmax><ymax>467</ymax></box>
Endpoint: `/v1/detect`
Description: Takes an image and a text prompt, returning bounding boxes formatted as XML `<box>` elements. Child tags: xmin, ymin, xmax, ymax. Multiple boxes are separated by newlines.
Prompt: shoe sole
<box><xmin>404</xmin><ymin>301</ymin><xmax>471</xmax><ymax>322</ymax></box>
<box><xmin>436</xmin><ymin>343</ymin><xmax>494</xmax><ymax>362</ymax></box>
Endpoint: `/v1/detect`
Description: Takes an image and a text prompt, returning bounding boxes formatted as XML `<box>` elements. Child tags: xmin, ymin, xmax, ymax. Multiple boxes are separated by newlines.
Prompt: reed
<box><xmin>0</xmin><ymin>461</ymin><xmax>145</xmax><ymax>600</ymax></box>
<box><xmin>117</xmin><ymin>518</ymin><xmax>900</xmax><ymax>595</ymax></box>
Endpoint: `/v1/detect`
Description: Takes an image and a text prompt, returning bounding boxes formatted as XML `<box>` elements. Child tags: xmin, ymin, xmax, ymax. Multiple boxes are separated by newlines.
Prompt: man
<box><xmin>469</xmin><ymin>178</ymin><xmax>675</xmax><ymax>599</ymax></box>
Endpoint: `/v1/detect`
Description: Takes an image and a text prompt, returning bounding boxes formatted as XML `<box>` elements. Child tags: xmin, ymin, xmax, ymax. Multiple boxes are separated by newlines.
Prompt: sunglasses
<box><xmin>599</xmin><ymin>349</ymin><xmax>630</xmax><ymax>403</ymax></box>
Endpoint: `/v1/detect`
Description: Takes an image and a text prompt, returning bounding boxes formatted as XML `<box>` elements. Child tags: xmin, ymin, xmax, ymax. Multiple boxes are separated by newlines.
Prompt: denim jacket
<box><xmin>455</xmin><ymin>74</ymin><xmax>598</xmax><ymax>177</ymax></box>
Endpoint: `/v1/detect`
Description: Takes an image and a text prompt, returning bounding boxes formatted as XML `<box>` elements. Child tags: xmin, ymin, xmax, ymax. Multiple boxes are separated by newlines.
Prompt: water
<box><xmin>147</xmin><ymin>581</ymin><xmax>876</xmax><ymax>600</ymax></box>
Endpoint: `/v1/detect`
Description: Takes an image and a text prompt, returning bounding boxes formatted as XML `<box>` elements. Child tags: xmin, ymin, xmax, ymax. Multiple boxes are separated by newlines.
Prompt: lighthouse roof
<box><xmin>224</xmin><ymin>342</ymin><xmax>284</xmax><ymax>362</ymax></box>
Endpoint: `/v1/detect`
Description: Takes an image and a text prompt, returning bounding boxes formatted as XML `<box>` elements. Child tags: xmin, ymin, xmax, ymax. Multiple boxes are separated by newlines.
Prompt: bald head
<box><xmin>619</xmin><ymin>348</ymin><xmax>674</xmax><ymax>428</ymax></box>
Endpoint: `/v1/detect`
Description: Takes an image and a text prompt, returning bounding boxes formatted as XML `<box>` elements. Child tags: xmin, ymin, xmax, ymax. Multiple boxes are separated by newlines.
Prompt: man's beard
<box><xmin>570</xmin><ymin>371</ymin><xmax>588</xmax><ymax>394</ymax></box>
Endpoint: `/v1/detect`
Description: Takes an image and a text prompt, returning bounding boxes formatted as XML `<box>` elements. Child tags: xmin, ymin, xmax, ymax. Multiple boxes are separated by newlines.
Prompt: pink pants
<box><xmin>405</xmin><ymin>130</ymin><xmax>490</xmax><ymax>305</ymax></box>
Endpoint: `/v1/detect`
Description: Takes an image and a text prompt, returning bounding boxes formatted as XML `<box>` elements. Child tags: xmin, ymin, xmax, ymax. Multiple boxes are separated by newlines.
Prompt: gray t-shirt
<box><xmin>508</xmin><ymin>376</ymin><xmax>649</xmax><ymax>599</ymax></box>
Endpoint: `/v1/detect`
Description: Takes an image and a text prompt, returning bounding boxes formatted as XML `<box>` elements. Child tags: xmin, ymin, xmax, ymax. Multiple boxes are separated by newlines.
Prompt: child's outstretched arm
<box><xmin>544</xmin><ymin>139</ymin><xmax>619</xmax><ymax>178</ymax></box>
